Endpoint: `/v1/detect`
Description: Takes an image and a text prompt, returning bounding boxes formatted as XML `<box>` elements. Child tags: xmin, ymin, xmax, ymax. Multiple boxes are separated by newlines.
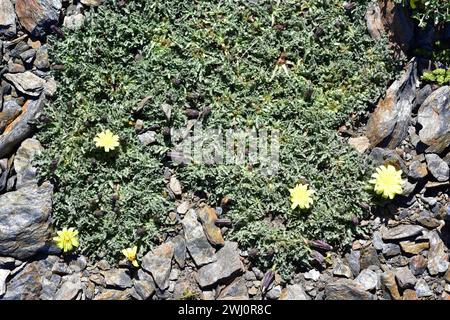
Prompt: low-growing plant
<box><xmin>422</xmin><ymin>68</ymin><xmax>450</xmax><ymax>85</ymax></box>
<box><xmin>37</xmin><ymin>0</ymin><xmax>397</xmax><ymax>277</ymax></box>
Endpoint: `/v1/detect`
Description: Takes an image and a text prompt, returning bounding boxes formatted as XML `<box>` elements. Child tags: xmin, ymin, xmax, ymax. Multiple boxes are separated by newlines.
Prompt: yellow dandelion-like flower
<box><xmin>369</xmin><ymin>165</ymin><xmax>404</xmax><ymax>200</ymax></box>
<box><xmin>94</xmin><ymin>129</ymin><xmax>120</xmax><ymax>152</ymax></box>
<box><xmin>289</xmin><ymin>183</ymin><xmax>314</xmax><ymax>210</ymax></box>
<box><xmin>122</xmin><ymin>246</ymin><xmax>139</xmax><ymax>267</ymax></box>
<box><xmin>53</xmin><ymin>227</ymin><xmax>79</xmax><ymax>253</ymax></box>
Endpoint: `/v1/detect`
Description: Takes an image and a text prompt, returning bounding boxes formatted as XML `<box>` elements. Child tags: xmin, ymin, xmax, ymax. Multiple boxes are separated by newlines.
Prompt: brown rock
<box><xmin>94</xmin><ymin>289</ymin><xmax>131</xmax><ymax>300</ymax></box>
<box><xmin>197</xmin><ymin>205</ymin><xmax>224</xmax><ymax>246</ymax></box>
<box><xmin>15</xmin><ymin>0</ymin><xmax>62</xmax><ymax>37</ymax></box>
<box><xmin>348</xmin><ymin>136</ymin><xmax>370</xmax><ymax>153</ymax></box>
<box><xmin>0</xmin><ymin>96</ymin><xmax>45</xmax><ymax>159</ymax></box>
<box><xmin>403</xmin><ymin>289</ymin><xmax>418</xmax><ymax>300</ymax></box>
<box><xmin>409</xmin><ymin>255</ymin><xmax>427</xmax><ymax>276</ymax></box>
<box><xmin>380</xmin><ymin>271</ymin><xmax>401</xmax><ymax>300</ymax></box>
<box><xmin>325</xmin><ymin>279</ymin><xmax>374</xmax><ymax>300</ymax></box>
<box><xmin>400</xmin><ymin>241</ymin><xmax>429</xmax><ymax>255</ymax></box>
<box><xmin>444</xmin><ymin>267</ymin><xmax>450</xmax><ymax>284</ymax></box>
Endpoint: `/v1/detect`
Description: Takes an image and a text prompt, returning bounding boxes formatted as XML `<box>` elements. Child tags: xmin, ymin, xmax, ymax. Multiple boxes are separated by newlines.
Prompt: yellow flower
<box><xmin>289</xmin><ymin>183</ymin><xmax>314</xmax><ymax>210</ymax></box>
<box><xmin>94</xmin><ymin>130</ymin><xmax>120</xmax><ymax>152</ymax></box>
<box><xmin>369</xmin><ymin>165</ymin><xmax>404</xmax><ymax>200</ymax></box>
<box><xmin>122</xmin><ymin>246</ymin><xmax>139</xmax><ymax>267</ymax></box>
<box><xmin>53</xmin><ymin>227</ymin><xmax>79</xmax><ymax>253</ymax></box>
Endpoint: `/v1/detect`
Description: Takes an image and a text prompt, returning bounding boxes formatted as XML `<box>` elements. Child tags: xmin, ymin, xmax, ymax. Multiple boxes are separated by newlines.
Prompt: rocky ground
<box><xmin>0</xmin><ymin>0</ymin><xmax>449</xmax><ymax>300</ymax></box>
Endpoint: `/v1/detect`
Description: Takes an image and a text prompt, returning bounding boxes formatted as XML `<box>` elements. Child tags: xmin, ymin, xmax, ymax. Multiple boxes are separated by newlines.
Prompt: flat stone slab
<box><xmin>197</xmin><ymin>241</ymin><xmax>243</xmax><ymax>288</ymax></box>
<box><xmin>381</xmin><ymin>225</ymin><xmax>424</xmax><ymax>241</ymax></box>
<box><xmin>181</xmin><ymin>209</ymin><xmax>216</xmax><ymax>267</ymax></box>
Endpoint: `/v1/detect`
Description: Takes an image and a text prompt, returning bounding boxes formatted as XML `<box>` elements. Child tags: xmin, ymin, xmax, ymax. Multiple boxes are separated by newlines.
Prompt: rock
<box><xmin>425</xmin><ymin>154</ymin><xmax>449</xmax><ymax>182</ymax></box>
<box><xmin>348</xmin><ymin>136</ymin><xmax>370</xmax><ymax>153</ymax></box>
<box><xmin>403</xmin><ymin>289</ymin><xmax>418</xmax><ymax>300</ymax></box>
<box><xmin>170</xmin><ymin>235</ymin><xmax>186</xmax><ymax>268</ymax></box>
<box><xmin>243</xmin><ymin>271</ymin><xmax>257</xmax><ymax>281</ymax></box>
<box><xmin>345</xmin><ymin>250</ymin><xmax>361</xmax><ymax>277</ymax></box>
<box><xmin>365</xmin><ymin>2</ymin><xmax>383</xmax><ymax>39</ymax></box>
<box><xmin>265</xmin><ymin>285</ymin><xmax>281</xmax><ymax>299</ymax></box>
<box><xmin>169</xmin><ymin>268</ymin><xmax>179</xmax><ymax>281</ymax></box>
<box><xmin>408</xmin><ymin>160</ymin><xmax>428</xmax><ymax>180</ymax></box>
<box><xmin>96</xmin><ymin>260</ymin><xmax>110</xmax><ymax>271</ymax></box>
<box><xmin>365</xmin><ymin>59</ymin><xmax>417</xmax><ymax>148</ymax></box>
<box><xmin>382</xmin><ymin>243</ymin><xmax>401</xmax><ymax>257</ymax></box>
<box><xmin>197</xmin><ymin>241</ymin><xmax>243</xmax><ymax>288</ymax></box>
<box><xmin>177</xmin><ymin>201</ymin><xmax>190</xmax><ymax>215</ymax></box>
<box><xmin>15</xmin><ymin>0</ymin><xmax>62</xmax><ymax>37</ymax></box>
<box><xmin>63</xmin><ymin>13</ymin><xmax>85</xmax><ymax>30</ymax></box>
<box><xmin>0</xmin><ymin>99</ymin><xmax>21</xmax><ymax>133</ymax></box>
<box><xmin>0</xmin><ymin>96</ymin><xmax>45</xmax><ymax>159</ymax></box>
<box><xmin>387</xmin><ymin>255</ymin><xmax>410</xmax><ymax>268</ymax></box>
<box><xmin>415</xmin><ymin>85</ymin><xmax>433</xmax><ymax>111</ymax></box>
<box><xmin>20</xmin><ymin>48</ymin><xmax>36</xmax><ymax>64</ymax></box>
<box><xmin>279</xmin><ymin>284</ymin><xmax>309</xmax><ymax>300</ymax></box>
<box><xmin>161</xmin><ymin>103</ymin><xmax>172</xmax><ymax>120</ymax></box>
<box><xmin>69</xmin><ymin>256</ymin><xmax>87</xmax><ymax>273</ymax></box>
<box><xmin>248</xmin><ymin>286</ymin><xmax>259</xmax><ymax>297</ymax></box>
<box><xmin>417</xmin><ymin>86</ymin><xmax>450</xmax><ymax>154</ymax></box>
<box><xmin>138</xmin><ymin>130</ymin><xmax>156</xmax><ymax>146</ymax></box>
<box><xmin>381</xmin><ymin>224</ymin><xmax>424</xmax><ymax>241</ymax></box>
<box><xmin>445</xmin><ymin>267</ymin><xmax>450</xmax><ymax>284</ymax></box>
<box><xmin>0</xmin><ymin>257</ymin><xmax>15</xmax><ymax>269</ymax></box>
<box><xmin>325</xmin><ymin>279</ymin><xmax>374</xmax><ymax>300</ymax></box>
<box><xmin>51</xmin><ymin>262</ymin><xmax>72</xmax><ymax>276</ymax></box>
<box><xmin>372</xmin><ymin>231</ymin><xmax>384</xmax><ymax>250</ymax></box>
<box><xmin>197</xmin><ymin>205</ymin><xmax>224</xmax><ymax>246</ymax></box>
<box><xmin>44</xmin><ymin>77</ymin><xmax>57</xmax><ymax>97</ymax></box>
<box><xmin>400</xmin><ymin>241</ymin><xmax>429</xmax><ymax>255</ymax></box>
<box><xmin>304</xmin><ymin>269</ymin><xmax>320</xmax><ymax>282</ymax></box>
<box><xmin>395</xmin><ymin>267</ymin><xmax>417</xmax><ymax>290</ymax></box>
<box><xmin>427</xmin><ymin>231</ymin><xmax>449</xmax><ymax>276</ymax></box>
<box><xmin>416</xmin><ymin>212</ymin><xmax>441</xmax><ymax>229</ymax></box>
<box><xmin>4</xmin><ymin>72</ymin><xmax>46</xmax><ymax>97</ymax></box>
<box><xmin>133</xmin><ymin>280</ymin><xmax>155</xmax><ymax>300</ymax></box>
<box><xmin>0</xmin><ymin>0</ymin><xmax>16</xmax><ymax>37</ymax></box>
<box><xmin>80</xmin><ymin>0</ymin><xmax>102</xmax><ymax>6</ymax></box>
<box><xmin>141</xmin><ymin>242</ymin><xmax>173</xmax><ymax>290</ymax></box>
<box><xmin>181</xmin><ymin>210</ymin><xmax>216</xmax><ymax>267</ymax></box>
<box><xmin>102</xmin><ymin>269</ymin><xmax>132</xmax><ymax>289</ymax></box>
<box><xmin>94</xmin><ymin>289</ymin><xmax>131</xmax><ymax>300</ymax></box>
<box><xmin>355</xmin><ymin>269</ymin><xmax>379</xmax><ymax>291</ymax></box>
<box><xmin>378</xmin><ymin>0</ymin><xmax>415</xmax><ymax>53</ymax></box>
<box><xmin>409</xmin><ymin>255</ymin><xmax>428</xmax><ymax>276</ymax></box>
<box><xmin>40</xmin><ymin>274</ymin><xmax>61</xmax><ymax>300</ymax></box>
<box><xmin>217</xmin><ymin>278</ymin><xmax>249</xmax><ymax>300</ymax></box>
<box><xmin>169</xmin><ymin>176</ymin><xmax>182</xmax><ymax>196</ymax></box>
<box><xmin>0</xmin><ymin>182</ymin><xmax>52</xmax><ymax>259</ymax></box>
<box><xmin>34</xmin><ymin>46</ymin><xmax>50</xmax><ymax>69</ymax></box>
<box><xmin>0</xmin><ymin>269</ymin><xmax>10</xmax><ymax>297</ymax></box>
<box><xmin>332</xmin><ymin>258</ymin><xmax>353</xmax><ymax>278</ymax></box>
<box><xmin>415</xmin><ymin>279</ymin><xmax>432</xmax><ymax>298</ymax></box>
<box><xmin>2</xmin><ymin>262</ymin><xmax>42</xmax><ymax>299</ymax></box>
<box><xmin>54</xmin><ymin>279</ymin><xmax>82</xmax><ymax>300</ymax></box>
<box><xmin>13</xmin><ymin>138</ymin><xmax>42</xmax><ymax>188</ymax></box>
<box><xmin>380</xmin><ymin>271</ymin><xmax>401</xmax><ymax>300</ymax></box>
<box><xmin>360</xmin><ymin>246</ymin><xmax>380</xmax><ymax>270</ymax></box>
